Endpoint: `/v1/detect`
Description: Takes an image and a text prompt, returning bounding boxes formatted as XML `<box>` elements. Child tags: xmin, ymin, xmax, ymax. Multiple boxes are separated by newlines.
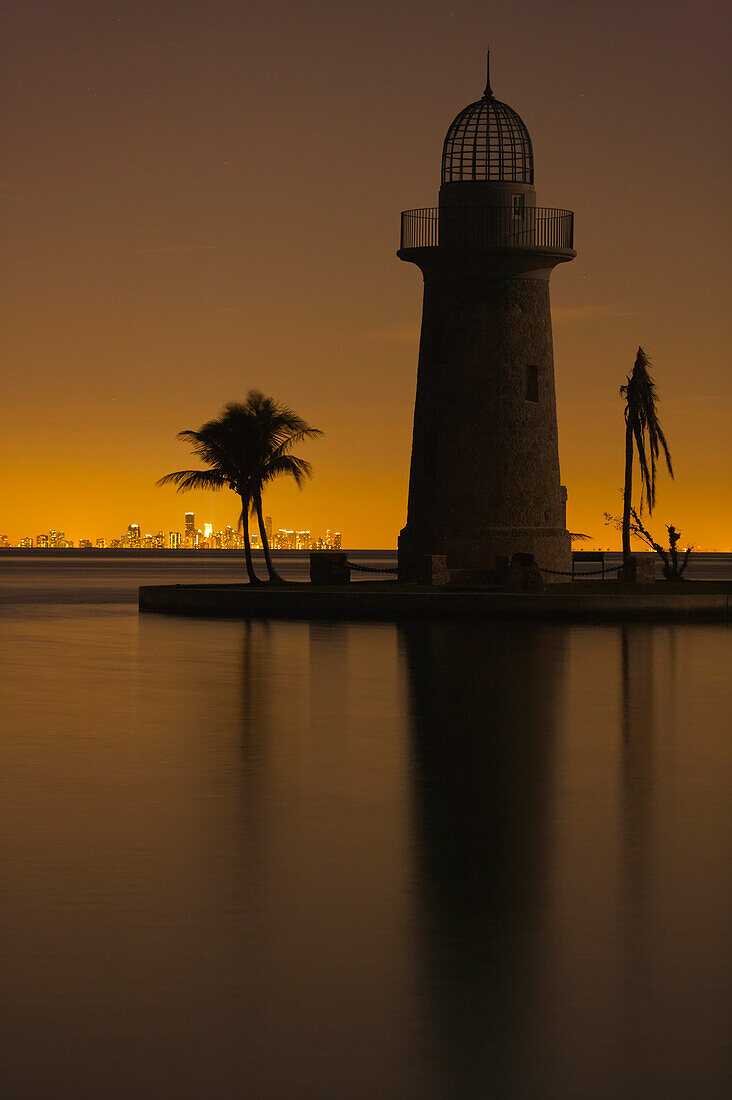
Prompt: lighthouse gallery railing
<box><xmin>400</xmin><ymin>206</ymin><xmax>574</xmax><ymax>250</ymax></box>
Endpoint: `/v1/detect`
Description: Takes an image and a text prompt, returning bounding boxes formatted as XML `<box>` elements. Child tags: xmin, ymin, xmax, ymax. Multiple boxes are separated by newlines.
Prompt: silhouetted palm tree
<box><xmin>157</xmin><ymin>394</ymin><xmax>321</xmax><ymax>583</ymax></box>
<box><xmin>620</xmin><ymin>348</ymin><xmax>673</xmax><ymax>567</ymax></box>
<box><xmin>157</xmin><ymin>407</ymin><xmax>259</xmax><ymax>582</ymax></box>
<box><xmin>242</xmin><ymin>391</ymin><xmax>322</xmax><ymax>582</ymax></box>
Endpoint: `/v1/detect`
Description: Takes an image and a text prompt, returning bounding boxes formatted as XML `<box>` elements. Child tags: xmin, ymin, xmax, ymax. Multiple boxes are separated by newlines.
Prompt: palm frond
<box><xmin>160</xmin><ymin>394</ymin><xmax>321</xmax><ymax>510</ymax></box>
<box><xmin>262</xmin><ymin>454</ymin><xmax>313</xmax><ymax>489</ymax></box>
<box><xmin>623</xmin><ymin>347</ymin><xmax>673</xmax><ymax>514</ymax></box>
<box><xmin>156</xmin><ymin>469</ymin><xmax>228</xmax><ymax>493</ymax></box>
<box><xmin>242</xmin><ymin>392</ymin><xmax>320</xmax><ymax>453</ymax></box>
<box><xmin>268</xmin><ymin>427</ymin><xmax>324</xmax><ymax>460</ymax></box>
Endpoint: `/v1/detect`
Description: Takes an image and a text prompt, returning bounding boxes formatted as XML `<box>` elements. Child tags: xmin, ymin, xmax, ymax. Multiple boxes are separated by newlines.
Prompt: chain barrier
<box><xmin>541</xmin><ymin>565</ymin><xmax>622</xmax><ymax>577</ymax></box>
<box><xmin>347</xmin><ymin>562</ymin><xmax>621</xmax><ymax>579</ymax></box>
<box><xmin>346</xmin><ymin>562</ymin><xmax>622</xmax><ymax>578</ymax></box>
<box><xmin>347</xmin><ymin>561</ymin><xmax>400</xmax><ymax>575</ymax></box>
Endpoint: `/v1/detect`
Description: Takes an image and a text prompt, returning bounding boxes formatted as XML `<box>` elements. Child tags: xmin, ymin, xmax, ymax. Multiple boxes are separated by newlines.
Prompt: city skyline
<box><xmin>1</xmin><ymin>513</ymin><xmax>343</xmax><ymax>551</ymax></box>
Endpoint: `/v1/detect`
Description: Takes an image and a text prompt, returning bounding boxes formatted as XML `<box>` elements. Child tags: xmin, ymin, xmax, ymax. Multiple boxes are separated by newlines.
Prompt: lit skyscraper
<box><xmin>185</xmin><ymin>513</ymin><xmax>195</xmax><ymax>537</ymax></box>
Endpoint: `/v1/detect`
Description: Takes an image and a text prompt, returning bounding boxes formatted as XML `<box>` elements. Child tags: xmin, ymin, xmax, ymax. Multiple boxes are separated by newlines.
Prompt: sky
<box><xmin>2</xmin><ymin>0</ymin><xmax>730</xmax><ymax>548</ymax></box>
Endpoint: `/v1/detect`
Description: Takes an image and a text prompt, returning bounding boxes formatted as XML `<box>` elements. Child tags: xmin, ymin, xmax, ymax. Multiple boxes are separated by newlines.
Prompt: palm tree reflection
<box><xmin>620</xmin><ymin>626</ymin><xmax>655</xmax><ymax>916</ymax></box>
<box><xmin>619</xmin><ymin>624</ymin><xmax>656</xmax><ymax>1078</ymax></box>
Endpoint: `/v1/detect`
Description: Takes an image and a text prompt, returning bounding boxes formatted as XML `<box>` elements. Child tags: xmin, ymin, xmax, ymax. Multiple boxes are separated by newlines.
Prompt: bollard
<box><xmin>618</xmin><ymin>556</ymin><xmax>656</xmax><ymax>584</ymax></box>
<box><xmin>508</xmin><ymin>553</ymin><xmax>545</xmax><ymax>593</ymax></box>
<box><xmin>416</xmin><ymin>555</ymin><xmax>448</xmax><ymax>586</ymax></box>
<box><xmin>310</xmin><ymin>551</ymin><xmax>350</xmax><ymax>585</ymax></box>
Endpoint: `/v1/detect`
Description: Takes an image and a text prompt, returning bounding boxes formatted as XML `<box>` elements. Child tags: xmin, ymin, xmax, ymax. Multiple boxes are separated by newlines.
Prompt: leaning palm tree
<box><xmin>157</xmin><ymin>394</ymin><xmax>321</xmax><ymax>584</ymax></box>
<box><xmin>620</xmin><ymin>347</ymin><xmax>673</xmax><ymax>567</ymax></box>
<box><xmin>242</xmin><ymin>391</ymin><xmax>322</xmax><ymax>582</ymax></box>
<box><xmin>157</xmin><ymin>406</ymin><xmax>259</xmax><ymax>583</ymax></box>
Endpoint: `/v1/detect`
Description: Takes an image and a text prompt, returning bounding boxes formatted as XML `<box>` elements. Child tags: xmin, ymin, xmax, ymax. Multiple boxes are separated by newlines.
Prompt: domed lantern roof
<box><xmin>441</xmin><ymin>54</ymin><xmax>534</xmax><ymax>184</ymax></box>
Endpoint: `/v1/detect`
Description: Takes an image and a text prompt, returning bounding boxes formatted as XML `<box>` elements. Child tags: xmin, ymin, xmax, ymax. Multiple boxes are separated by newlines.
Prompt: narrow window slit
<box><xmin>526</xmin><ymin>364</ymin><xmax>539</xmax><ymax>402</ymax></box>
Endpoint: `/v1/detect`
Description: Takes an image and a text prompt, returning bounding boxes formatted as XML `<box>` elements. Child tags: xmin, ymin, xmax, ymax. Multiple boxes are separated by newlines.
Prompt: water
<box><xmin>0</xmin><ymin>551</ymin><xmax>397</xmax><ymax>605</ymax></box>
<box><xmin>1</xmin><ymin>560</ymin><xmax>730</xmax><ymax>1097</ymax></box>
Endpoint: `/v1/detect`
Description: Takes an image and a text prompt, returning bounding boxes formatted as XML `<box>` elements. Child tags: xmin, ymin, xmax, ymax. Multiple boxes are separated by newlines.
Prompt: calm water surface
<box><xmin>1</xmin><ymin>561</ymin><xmax>730</xmax><ymax>1097</ymax></box>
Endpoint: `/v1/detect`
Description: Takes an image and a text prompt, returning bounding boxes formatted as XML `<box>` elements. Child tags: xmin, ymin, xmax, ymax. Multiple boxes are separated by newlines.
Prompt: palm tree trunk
<box><xmin>240</xmin><ymin>495</ymin><xmax>260</xmax><ymax>584</ymax></box>
<box><xmin>254</xmin><ymin>494</ymin><xmax>284</xmax><ymax>583</ymax></box>
<box><xmin>622</xmin><ymin>417</ymin><xmax>634</xmax><ymax>566</ymax></box>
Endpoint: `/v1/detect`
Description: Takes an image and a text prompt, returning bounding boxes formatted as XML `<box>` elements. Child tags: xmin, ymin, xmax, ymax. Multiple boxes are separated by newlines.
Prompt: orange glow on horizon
<box><xmin>3</xmin><ymin>4</ymin><xmax>729</xmax><ymax>550</ymax></box>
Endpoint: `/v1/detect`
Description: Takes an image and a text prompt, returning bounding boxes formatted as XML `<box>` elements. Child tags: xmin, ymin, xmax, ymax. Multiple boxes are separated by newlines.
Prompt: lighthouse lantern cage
<box><xmin>441</xmin><ymin>96</ymin><xmax>534</xmax><ymax>185</ymax></box>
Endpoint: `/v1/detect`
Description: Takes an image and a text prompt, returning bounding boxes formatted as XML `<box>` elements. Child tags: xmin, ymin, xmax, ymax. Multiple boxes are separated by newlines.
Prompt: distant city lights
<box><xmin>1</xmin><ymin>514</ymin><xmax>342</xmax><ymax>551</ymax></box>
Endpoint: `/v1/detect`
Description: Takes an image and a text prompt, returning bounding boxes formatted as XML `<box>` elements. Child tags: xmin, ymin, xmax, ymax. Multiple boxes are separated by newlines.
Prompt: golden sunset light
<box><xmin>3</xmin><ymin>2</ymin><xmax>729</xmax><ymax>548</ymax></box>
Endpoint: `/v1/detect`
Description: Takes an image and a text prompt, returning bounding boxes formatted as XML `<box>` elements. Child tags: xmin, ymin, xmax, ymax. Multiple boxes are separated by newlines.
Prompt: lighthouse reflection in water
<box><xmin>1</xmin><ymin>596</ymin><xmax>729</xmax><ymax>1097</ymax></box>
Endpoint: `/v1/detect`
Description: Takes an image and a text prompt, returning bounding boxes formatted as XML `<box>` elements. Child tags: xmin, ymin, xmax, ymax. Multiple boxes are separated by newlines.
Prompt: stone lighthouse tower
<box><xmin>398</xmin><ymin>55</ymin><xmax>575</xmax><ymax>580</ymax></box>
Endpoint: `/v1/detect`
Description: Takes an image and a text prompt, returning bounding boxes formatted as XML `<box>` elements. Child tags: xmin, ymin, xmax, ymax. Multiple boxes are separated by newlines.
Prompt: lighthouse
<box><xmin>397</xmin><ymin>55</ymin><xmax>575</xmax><ymax>581</ymax></box>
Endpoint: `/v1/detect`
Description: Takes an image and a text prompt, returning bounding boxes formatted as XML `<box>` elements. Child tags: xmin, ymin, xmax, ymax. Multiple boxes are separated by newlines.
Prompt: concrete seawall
<box><xmin>139</xmin><ymin>583</ymin><xmax>730</xmax><ymax>624</ymax></box>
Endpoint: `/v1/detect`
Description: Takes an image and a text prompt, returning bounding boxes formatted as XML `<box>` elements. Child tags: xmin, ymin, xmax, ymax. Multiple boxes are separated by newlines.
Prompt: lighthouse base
<box><xmin>398</xmin><ymin>526</ymin><xmax>572</xmax><ymax>584</ymax></box>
